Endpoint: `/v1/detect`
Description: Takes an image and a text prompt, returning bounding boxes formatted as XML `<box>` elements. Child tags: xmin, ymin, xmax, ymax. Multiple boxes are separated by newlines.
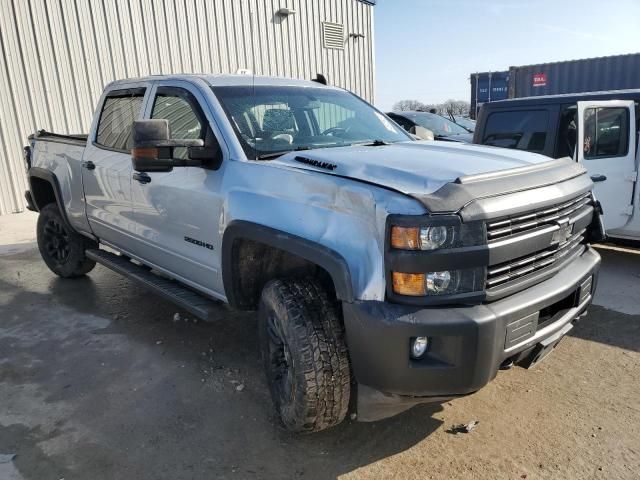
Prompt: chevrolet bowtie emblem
<box><xmin>552</xmin><ymin>223</ymin><xmax>573</xmax><ymax>245</ymax></box>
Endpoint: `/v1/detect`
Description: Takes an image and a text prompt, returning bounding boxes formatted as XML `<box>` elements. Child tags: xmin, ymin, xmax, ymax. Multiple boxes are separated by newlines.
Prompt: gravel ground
<box><xmin>0</xmin><ymin>212</ymin><xmax>638</xmax><ymax>479</ymax></box>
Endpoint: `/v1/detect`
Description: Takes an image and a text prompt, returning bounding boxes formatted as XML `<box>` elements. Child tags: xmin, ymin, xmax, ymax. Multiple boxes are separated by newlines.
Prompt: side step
<box><xmin>86</xmin><ymin>249</ymin><xmax>220</xmax><ymax>321</ymax></box>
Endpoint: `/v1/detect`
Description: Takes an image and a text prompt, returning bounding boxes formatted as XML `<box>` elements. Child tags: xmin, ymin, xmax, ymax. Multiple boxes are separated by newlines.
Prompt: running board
<box><xmin>86</xmin><ymin>249</ymin><xmax>220</xmax><ymax>321</ymax></box>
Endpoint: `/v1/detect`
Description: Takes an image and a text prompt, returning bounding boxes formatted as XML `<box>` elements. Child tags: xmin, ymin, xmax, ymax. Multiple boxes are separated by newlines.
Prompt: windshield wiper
<box><xmin>351</xmin><ymin>139</ymin><xmax>390</xmax><ymax>147</ymax></box>
<box><xmin>255</xmin><ymin>146</ymin><xmax>310</xmax><ymax>160</ymax></box>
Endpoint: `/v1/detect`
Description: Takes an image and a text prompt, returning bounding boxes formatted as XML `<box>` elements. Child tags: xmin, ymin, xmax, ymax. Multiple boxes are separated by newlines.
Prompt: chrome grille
<box><xmin>487</xmin><ymin>229</ymin><xmax>585</xmax><ymax>289</ymax></box>
<box><xmin>487</xmin><ymin>192</ymin><xmax>591</xmax><ymax>241</ymax></box>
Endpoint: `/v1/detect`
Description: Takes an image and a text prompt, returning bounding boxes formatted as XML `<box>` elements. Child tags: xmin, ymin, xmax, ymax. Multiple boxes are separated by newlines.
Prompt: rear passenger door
<box><xmin>577</xmin><ymin>100</ymin><xmax>637</xmax><ymax>231</ymax></box>
<box><xmin>82</xmin><ymin>87</ymin><xmax>148</xmax><ymax>247</ymax></box>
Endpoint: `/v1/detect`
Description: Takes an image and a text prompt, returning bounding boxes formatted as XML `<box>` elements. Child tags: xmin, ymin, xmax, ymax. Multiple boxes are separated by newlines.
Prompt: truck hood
<box><xmin>272</xmin><ymin>140</ymin><xmax>571</xmax><ymax>193</ymax></box>
<box><xmin>271</xmin><ymin>140</ymin><xmax>588</xmax><ymax>213</ymax></box>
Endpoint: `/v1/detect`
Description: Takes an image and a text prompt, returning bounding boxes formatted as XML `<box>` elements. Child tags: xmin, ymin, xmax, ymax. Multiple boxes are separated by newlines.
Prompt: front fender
<box><xmin>222</xmin><ymin>221</ymin><xmax>354</xmax><ymax>303</ymax></box>
<box><xmin>219</xmin><ymin>161</ymin><xmax>426</xmax><ymax>302</ymax></box>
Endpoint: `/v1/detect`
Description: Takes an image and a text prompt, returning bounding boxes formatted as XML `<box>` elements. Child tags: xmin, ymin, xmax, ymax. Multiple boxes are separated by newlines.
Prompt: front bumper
<box><xmin>344</xmin><ymin>246</ymin><xmax>600</xmax><ymax>419</ymax></box>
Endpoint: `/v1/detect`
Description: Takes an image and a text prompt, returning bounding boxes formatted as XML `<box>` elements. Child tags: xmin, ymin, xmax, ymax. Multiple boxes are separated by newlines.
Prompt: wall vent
<box><xmin>322</xmin><ymin>22</ymin><xmax>344</xmax><ymax>49</ymax></box>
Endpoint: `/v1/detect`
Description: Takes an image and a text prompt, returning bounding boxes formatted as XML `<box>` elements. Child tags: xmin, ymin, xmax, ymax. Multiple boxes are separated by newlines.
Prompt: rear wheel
<box><xmin>259</xmin><ymin>277</ymin><xmax>351</xmax><ymax>433</ymax></box>
<box><xmin>37</xmin><ymin>203</ymin><xmax>97</xmax><ymax>277</ymax></box>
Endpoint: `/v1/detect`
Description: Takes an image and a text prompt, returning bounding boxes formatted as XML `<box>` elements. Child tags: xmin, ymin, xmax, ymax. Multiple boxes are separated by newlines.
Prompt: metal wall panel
<box><xmin>0</xmin><ymin>0</ymin><xmax>375</xmax><ymax>215</ymax></box>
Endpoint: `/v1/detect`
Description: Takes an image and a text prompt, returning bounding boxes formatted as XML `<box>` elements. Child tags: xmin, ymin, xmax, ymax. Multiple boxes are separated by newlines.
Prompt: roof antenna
<box><xmin>312</xmin><ymin>73</ymin><xmax>328</xmax><ymax>85</ymax></box>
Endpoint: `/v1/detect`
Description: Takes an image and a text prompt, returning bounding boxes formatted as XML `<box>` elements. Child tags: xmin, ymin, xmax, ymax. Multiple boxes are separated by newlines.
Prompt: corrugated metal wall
<box><xmin>0</xmin><ymin>0</ymin><xmax>375</xmax><ymax>215</ymax></box>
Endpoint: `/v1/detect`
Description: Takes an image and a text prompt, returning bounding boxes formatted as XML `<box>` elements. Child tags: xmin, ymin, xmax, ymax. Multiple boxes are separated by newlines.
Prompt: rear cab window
<box><xmin>482</xmin><ymin>110</ymin><xmax>549</xmax><ymax>153</ymax></box>
<box><xmin>95</xmin><ymin>89</ymin><xmax>146</xmax><ymax>151</ymax></box>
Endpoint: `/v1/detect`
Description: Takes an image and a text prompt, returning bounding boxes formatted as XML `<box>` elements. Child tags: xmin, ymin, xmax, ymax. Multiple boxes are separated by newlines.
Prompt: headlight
<box><xmin>420</xmin><ymin>226</ymin><xmax>452</xmax><ymax>250</ymax></box>
<box><xmin>387</xmin><ymin>216</ymin><xmax>486</xmax><ymax>302</ymax></box>
<box><xmin>392</xmin><ymin>268</ymin><xmax>484</xmax><ymax>296</ymax></box>
<box><xmin>390</xmin><ymin>219</ymin><xmax>483</xmax><ymax>251</ymax></box>
<box><xmin>391</xmin><ymin>225</ymin><xmax>455</xmax><ymax>250</ymax></box>
<box><xmin>425</xmin><ymin>270</ymin><xmax>452</xmax><ymax>293</ymax></box>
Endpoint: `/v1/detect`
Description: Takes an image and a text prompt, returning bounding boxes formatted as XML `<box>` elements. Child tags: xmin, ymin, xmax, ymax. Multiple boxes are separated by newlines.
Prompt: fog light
<box><xmin>410</xmin><ymin>336</ymin><xmax>429</xmax><ymax>359</ymax></box>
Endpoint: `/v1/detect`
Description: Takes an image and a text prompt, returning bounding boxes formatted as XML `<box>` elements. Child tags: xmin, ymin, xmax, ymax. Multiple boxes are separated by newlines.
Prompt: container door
<box><xmin>577</xmin><ymin>100</ymin><xmax>636</xmax><ymax>231</ymax></box>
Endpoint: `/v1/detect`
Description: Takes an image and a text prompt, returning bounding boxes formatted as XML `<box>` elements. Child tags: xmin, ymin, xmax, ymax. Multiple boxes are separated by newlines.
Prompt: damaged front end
<box><xmin>346</xmin><ymin>158</ymin><xmax>603</xmax><ymax>422</ymax></box>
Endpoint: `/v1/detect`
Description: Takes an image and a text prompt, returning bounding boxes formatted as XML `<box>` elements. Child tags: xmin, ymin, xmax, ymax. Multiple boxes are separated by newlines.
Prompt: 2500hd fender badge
<box><xmin>184</xmin><ymin>236</ymin><xmax>214</xmax><ymax>250</ymax></box>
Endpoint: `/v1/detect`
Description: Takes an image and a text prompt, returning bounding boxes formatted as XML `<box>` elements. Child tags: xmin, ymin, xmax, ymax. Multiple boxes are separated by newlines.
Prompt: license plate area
<box><xmin>504</xmin><ymin>290</ymin><xmax>577</xmax><ymax>349</ymax></box>
<box><xmin>522</xmin><ymin>322</ymin><xmax>573</xmax><ymax>368</ymax></box>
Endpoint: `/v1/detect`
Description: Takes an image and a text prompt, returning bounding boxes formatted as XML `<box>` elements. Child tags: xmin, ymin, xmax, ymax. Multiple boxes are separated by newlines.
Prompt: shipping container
<box><xmin>469</xmin><ymin>53</ymin><xmax>640</xmax><ymax>119</ymax></box>
<box><xmin>469</xmin><ymin>71</ymin><xmax>509</xmax><ymax>119</ymax></box>
<box><xmin>509</xmin><ymin>53</ymin><xmax>640</xmax><ymax>98</ymax></box>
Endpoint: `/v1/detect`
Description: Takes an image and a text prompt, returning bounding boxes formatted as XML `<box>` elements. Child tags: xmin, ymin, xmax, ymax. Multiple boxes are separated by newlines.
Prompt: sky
<box><xmin>373</xmin><ymin>0</ymin><xmax>640</xmax><ymax>111</ymax></box>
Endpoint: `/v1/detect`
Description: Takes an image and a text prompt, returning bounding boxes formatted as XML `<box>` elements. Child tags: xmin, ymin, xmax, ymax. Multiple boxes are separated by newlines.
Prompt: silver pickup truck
<box><xmin>24</xmin><ymin>74</ymin><xmax>603</xmax><ymax>432</ymax></box>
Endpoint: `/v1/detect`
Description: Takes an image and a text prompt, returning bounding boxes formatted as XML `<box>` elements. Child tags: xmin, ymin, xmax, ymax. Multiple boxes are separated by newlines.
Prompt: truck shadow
<box><xmin>270</xmin><ymin>404</ymin><xmax>444</xmax><ymax>479</ymax></box>
<box><xmin>0</xmin><ymin>253</ymin><xmax>445</xmax><ymax>479</ymax></box>
<box><xmin>569</xmin><ymin>246</ymin><xmax>640</xmax><ymax>353</ymax></box>
<box><xmin>569</xmin><ymin>304</ymin><xmax>640</xmax><ymax>353</ymax></box>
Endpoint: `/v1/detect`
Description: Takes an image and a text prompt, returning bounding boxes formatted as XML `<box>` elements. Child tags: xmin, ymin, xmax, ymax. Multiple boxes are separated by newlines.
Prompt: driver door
<box><xmin>577</xmin><ymin>100</ymin><xmax>637</xmax><ymax>231</ymax></box>
<box><xmin>129</xmin><ymin>81</ymin><xmax>226</xmax><ymax>297</ymax></box>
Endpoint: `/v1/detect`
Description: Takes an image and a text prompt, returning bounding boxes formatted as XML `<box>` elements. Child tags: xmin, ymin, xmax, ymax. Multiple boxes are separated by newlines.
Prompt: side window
<box><xmin>636</xmin><ymin>102</ymin><xmax>640</xmax><ymax>156</ymax></box>
<box><xmin>389</xmin><ymin>114</ymin><xmax>414</xmax><ymax>131</ymax></box>
<box><xmin>556</xmin><ymin>105</ymin><xmax>577</xmax><ymax>159</ymax></box>
<box><xmin>96</xmin><ymin>91</ymin><xmax>145</xmax><ymax>151</ymax></box>
<box><xmin>151</xmin><ymin>88</ymin><xmax>205</xmax><ymax>159</ymax></box>
<box><xmin>583</xmin><ymin>107</ymin><xmax>629</xmax><ymax>159</ymax></box>
<box><xmin>483</xmin><ymin>110</ymin><xmax>549</xmax><ymax>152</ymax></box>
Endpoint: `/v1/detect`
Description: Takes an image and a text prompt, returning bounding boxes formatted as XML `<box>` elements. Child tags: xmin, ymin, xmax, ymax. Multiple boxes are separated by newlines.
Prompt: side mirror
<box><xmin>131</xmin><ymin>119</ymin><xmax>205</xmax><ymax>172</ymax></box>
<box><xmin>409</xmin><ymin>125</ymin><xmax>435</xmax><ymax>141</ymax></box>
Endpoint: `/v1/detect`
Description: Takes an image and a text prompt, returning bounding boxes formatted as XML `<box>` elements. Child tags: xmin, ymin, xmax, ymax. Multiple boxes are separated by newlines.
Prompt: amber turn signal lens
<box><xmin>131</xmin><ymin>147</ymin><xmax>159</xmax><ymax>160</ymax></box>
<box><xmin>392</xmin><ymin>272</ymin><xmax>426</xmax><ymax>296</ymax></box>
<box><xmin>390</xmin><ymin>226</ymin><xmax>420</xmax><ymax>250</ymax></box>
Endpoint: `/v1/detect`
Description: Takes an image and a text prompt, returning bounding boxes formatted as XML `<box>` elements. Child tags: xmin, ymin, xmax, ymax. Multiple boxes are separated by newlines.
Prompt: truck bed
<box><xmin>28</xmin><ymin>129</ymin><xmax>89</xmax><ymax>232</ymax></box>
<box><xmin>29</xmin><ymin>130</ymin><xmax>88</xmax><ymax>146</ymax></box>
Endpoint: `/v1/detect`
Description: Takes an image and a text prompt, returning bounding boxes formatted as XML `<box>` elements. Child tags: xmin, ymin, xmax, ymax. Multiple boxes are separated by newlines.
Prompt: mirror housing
<box><xmin>131</xmin><ymin>119</ymin><xmax>205</xmax><ymax>172</ymax></box>
<box><xmin>409</xmin><ymin>125</ymin><xmax>435</xmax><ymax>141</ymax></box>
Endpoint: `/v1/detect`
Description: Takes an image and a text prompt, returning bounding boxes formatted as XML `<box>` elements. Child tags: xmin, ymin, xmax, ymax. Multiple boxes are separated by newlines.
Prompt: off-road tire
<box><xmin>259</xmin><ymin>278</ymin><xmax>351</xmax><ymax>433</ymax></box>
<box><xmin>37</xmin><ymin>203</ymin><xmax>97</xmax><ymax>278</ymax></box>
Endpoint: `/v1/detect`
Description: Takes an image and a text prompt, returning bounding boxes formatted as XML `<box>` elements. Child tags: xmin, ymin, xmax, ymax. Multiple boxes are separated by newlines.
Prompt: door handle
<box><xmin>82</xmin><ymin>160</ymin><xmax>95</xmax><ymax>170</ymax></box>
<box><xmin>133</xmin><ymin>172</ymin><xmax>151</xmax><ymax>184</ymax></box>
<box><xmin>590</xmin><ymin>174</ymin><xmax>607</xmax><ymax>182</ymax></box>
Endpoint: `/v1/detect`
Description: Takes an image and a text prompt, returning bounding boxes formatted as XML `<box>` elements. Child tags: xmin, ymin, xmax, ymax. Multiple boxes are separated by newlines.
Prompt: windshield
<box><xmin>212</xmin><ymin>85</ymin><xmax>411</xmax><ymax>159</ymax></box>
<box><xmin>403</xmin><ymin>112</ymin><xmax>469</xmax><ymax>137</ymax></box>
<box><xmin>453</xmin><ymin>116</ymin><xmax>476</xmax><ymax>132</ymax></box>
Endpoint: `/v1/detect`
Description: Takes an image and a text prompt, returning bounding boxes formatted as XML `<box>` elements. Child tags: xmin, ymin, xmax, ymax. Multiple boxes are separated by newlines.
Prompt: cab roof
<box><xmin>106</xmin><ymin>73</ymin><xmax>341</xmax><ymax>90</ymax></box>
<box><xmin>485</xmin><ymin>88</ymin><xmax>640</xmax><ymax>108</ymax></box>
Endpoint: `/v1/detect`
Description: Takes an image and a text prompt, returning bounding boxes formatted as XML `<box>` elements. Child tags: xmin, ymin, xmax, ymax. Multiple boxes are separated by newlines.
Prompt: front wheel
<box><xmin>37</xmin><ymin>203</ymin><xmax>97</xmax><ymax>278</ymax></box>
<box><xmin>258</xmin><ymin>278</ymin><xmax>351</xmax><ymax>433</ymax></box>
